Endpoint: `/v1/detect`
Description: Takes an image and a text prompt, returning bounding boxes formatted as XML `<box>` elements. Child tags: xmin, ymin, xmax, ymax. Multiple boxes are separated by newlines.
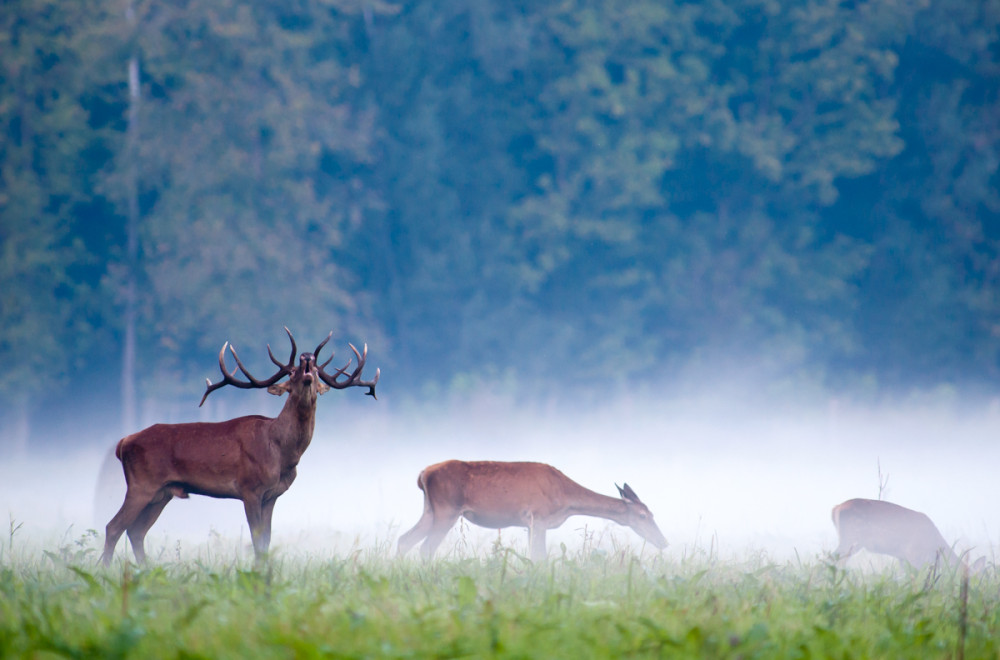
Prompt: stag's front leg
<box><xmin>243</xmin><ymin>496</ymin><xmax>269</xmax><ymax>559</ymax></box>
<box><xmin>257</xmin><ymin>495</ymin><xmax>279</xmax><ymax>553</ymax></box>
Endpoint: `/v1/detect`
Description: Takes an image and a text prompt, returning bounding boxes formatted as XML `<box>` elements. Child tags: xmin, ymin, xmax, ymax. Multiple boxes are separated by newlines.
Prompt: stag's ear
<box><xmin>316</xmin><ymin>381</ymin><xmax>331</xmax><ymax>395</ymax></box>
<box><xmin>267</xmin><ymin>381</ymin><xmax>291</xmax><ymax>397</ymax></box>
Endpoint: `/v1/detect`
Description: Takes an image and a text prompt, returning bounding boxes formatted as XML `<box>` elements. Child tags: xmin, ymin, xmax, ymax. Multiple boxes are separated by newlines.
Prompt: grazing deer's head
<box><xmin>617</xmin><ymin>483</ymin><xmax>668</xmax><ymax>550</ymax></box>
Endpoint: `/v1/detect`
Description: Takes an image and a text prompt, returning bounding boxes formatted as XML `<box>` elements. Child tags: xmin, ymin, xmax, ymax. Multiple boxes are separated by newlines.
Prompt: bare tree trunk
<box><xmin>3</xmin><ymin>399</ymin><xmax>30</xmax><ymax>459</ymax></box>
<box><xmin>121</xmin><ymin>9</ymin><xmax>141</xmax><ymax>435</ymax></box>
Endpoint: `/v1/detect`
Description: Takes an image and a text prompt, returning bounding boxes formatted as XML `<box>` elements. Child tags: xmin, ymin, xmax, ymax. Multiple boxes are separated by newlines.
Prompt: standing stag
<box><xmin>831</xmin><ymin>498</ymin><xmax>981</xmax><ymax>571</ymax></box>
<box><xmin>397</xmin><ymin>460</ymin><xmax>668</xmax><ymax>561</ymax></box>
<box><xmin>100</xmin><ymin>328</ymin><xmax>378</xmax><ymax>566</ymax></box>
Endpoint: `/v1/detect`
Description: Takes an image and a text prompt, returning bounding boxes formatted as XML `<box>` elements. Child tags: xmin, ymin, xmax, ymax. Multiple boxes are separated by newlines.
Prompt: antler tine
<box><xmin>199</xmin><ymin>330</ymin><xmax>297</xmax><ymax>406</ymax></box>
<box><xmin>330</xmin><ymin>356</ymin><xmax>353</xmax><ymax>378</ymax></box>
<box><xmin>347</xmin><ymin>343</ymin><xmax>379</xmax><ymax>398</ymax></box>
<box><xmin>315</xmin><ymin>341</ymin><xmax>379</xmax><ymax>398</ymax></box>
<box><xmin>266</xmin><ymin>327</ymin><xmax>297</xmax><ymax>369</ymax></box>
<box><xmin>284</xmin><ymin>326</ymin><xmax>297</xmax><ymax>364</ymax></box>
<box><xmin>316</xmin><ymin>347</ymin><xmax>354</xmax><ymax>385</ymax></box>
<box><xmin>313</xmin><ymin>331</ymin><xmax>333</xmax><ymax>360</ymax></box>
<box><xmin>199</xmin><ymin>381</ymin><xmax>222</xmax><ymax>407</ymax></box>
<box><xmin>229</xmin><ymin>344</ymin><xmax>273</xmax><ymax>387</ymax></box>
<box><xmin>334</xmin><ymin>342</ymin><xmax>366</xmax><ymax>383</ymax></box>
<box><xmin>200</xmin><ymin>342</ymin><xmax>243</xmax><ymax>407</ymax></box>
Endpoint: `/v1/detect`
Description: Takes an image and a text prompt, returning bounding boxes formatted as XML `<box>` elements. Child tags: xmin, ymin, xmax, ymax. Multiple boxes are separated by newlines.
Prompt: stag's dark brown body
<box><xmin>118</xmin><ymin>415</ymin><xmax>312</xmax><ymax>501</ymax></box>
<box><xmin>100</xmin><ymin>329</ymin><xmax>377</xmax><ymax>566</ymax></box>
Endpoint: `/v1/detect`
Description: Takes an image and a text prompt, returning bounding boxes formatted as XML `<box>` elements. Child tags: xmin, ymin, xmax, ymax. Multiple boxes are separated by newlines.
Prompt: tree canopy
<box><xmin>1</xmin><ymin>0</ymin><xmax>998</xmax><ymax>447</ymax></box>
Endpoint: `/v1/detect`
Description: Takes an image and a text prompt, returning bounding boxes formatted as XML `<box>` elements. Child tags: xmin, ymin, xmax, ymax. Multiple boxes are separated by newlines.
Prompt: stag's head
<box><xmin>266</xmin><ymin>350</ymin><xmax>329</xmax><ymax>404</ymax></box>
<box><xmin>200</xmin><ymin>328</ymin><xmax>379</xmax><ymax>407</ymax></box>
<box><xmin>616</xmin><ymin>483</ymin><xmax>668</xmax><ymax>550</ymax></box>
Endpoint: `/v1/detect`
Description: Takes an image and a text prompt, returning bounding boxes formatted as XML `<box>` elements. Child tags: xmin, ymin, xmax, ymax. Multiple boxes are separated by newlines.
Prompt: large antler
<box><xmin>199</xmin><ymin>327</ymin><xmax>298</xmax><ymax>406</ymax></box>
<box><xmin>316</xmin><ymin>340</ymin><xmax>380</xmax><ymax>399</ymax></box>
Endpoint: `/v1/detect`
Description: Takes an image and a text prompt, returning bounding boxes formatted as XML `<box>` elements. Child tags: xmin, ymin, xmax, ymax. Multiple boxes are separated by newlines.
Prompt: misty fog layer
<box><xmin>5</xmin><ymin>384</ymin><xmax>998</xmax><ymax>566</ymax></box>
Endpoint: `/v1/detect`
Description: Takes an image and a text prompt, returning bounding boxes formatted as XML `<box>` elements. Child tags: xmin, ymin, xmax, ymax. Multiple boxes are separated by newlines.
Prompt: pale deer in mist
<box><xmin>100</xmin><ymin>328</ymin><xmax>378</xmax><ymax>566</ymax></box>
<box><xmin>397</xmin><ymin>460</ymin><xmax>668</xmax><ymax>562</ymax></box>
<box><xmin>832</xmin><ymin>498</ymin><xmax>984</xmax><ymax>572</ymax></box>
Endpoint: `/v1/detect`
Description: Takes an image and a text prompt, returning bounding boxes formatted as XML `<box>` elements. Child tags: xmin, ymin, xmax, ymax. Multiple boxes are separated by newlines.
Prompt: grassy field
<box><xmin>1</xmin><ymin>524</ymin><xmax>998</xmax><ymax>659</ymax></box>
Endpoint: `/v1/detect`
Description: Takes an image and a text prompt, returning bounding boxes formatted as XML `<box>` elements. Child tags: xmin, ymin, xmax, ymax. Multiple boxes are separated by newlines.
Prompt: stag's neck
<box><xmin>564</xmin><ymin>484</ymin><xmax>629</xmax><ymax>525</ymax></box>
<box><xmin>272</xmin><ymin>393</ymin><xmax>318</xmax><ymax>457</ymax></box>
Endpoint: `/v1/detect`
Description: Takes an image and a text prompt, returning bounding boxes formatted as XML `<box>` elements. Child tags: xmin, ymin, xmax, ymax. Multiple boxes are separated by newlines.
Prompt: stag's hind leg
<box><xmin>101</xmin><ymin>487</ymin><xmax>157</xmax><ymax>566</ymax></box>
<box><xmin>126</xmin><ymin>492</ymin><xmax>172</xmax><ymax>564</ymax></box>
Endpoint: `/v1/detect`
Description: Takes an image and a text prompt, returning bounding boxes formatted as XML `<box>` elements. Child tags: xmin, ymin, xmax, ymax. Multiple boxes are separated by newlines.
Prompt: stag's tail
<box><xmin>93</xmin><ymin>444</ymin><xmax>127</xmax><ymax>528</ymax></box>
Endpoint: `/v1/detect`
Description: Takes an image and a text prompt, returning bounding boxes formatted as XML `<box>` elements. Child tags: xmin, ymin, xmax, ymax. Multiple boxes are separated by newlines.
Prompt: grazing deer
<box><xmin>397</xmin><ymin>460</ymin><xmax>668</xmax><ymax>561</ymax></box>
<box><xmin>100</xmin><ymin>328</ymin><xmax>378</xmax><ymax>566</ymax></box>
<box><xmin>831</xmin><ymin>498</ymin><xmax>974</xmax><ymax>570</ymax></box>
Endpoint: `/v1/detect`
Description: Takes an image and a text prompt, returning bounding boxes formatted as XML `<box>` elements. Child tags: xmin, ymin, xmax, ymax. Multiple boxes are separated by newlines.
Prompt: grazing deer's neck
<box><xmin>565</xmin><ymin>486</ymin><xmax>629</xmax><ymax>525</ymax></box>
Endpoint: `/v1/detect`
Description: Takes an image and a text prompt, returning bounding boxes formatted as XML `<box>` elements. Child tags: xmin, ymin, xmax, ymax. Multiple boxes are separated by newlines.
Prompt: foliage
<box><xmin>1</xmin><ymin>0</ymin><xmax>999</xmax><ymax>442</ymax></box>
<box><xmin>0</xmin><ymin>0</ymin><xmax>112</xmax><ymax>443</ymax></box>
<box><xmin>87</xmin><ymin>0</ymin><xmax>387</xmax><ymax>401</ymax></box>
<box><xmin>1</xmin><ymin>536</ymin><xmax>998</xmax><ymax>659</ymax></box>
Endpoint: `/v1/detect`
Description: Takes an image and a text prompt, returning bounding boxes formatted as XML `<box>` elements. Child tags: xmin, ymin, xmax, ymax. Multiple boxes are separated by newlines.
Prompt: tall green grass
<box><xmin>1</xmin><ymin>525</ymin><xmax>997</xmax><ymax>659</ymax></box>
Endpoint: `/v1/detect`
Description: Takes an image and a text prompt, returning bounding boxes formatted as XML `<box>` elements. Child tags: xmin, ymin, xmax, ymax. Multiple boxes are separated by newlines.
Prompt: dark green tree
<box><xmin>848</xmin><ymin>0</ymin><xmax>1000</xmax><ymax>389</ymax></box>
<box><xmin>0</xmin><ymin>0</ymin><xmax>109</xmax><ymax>451</ymax></box>
<box><xmin>93</xmin><ymin>0</ymin><xmax>385</xmax><ymax>418</ymax></box>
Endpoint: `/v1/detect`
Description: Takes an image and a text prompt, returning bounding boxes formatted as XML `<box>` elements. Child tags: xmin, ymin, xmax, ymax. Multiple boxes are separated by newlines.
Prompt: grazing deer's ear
<box><xmin>616</xmin><ymin>483</ymin><xmax>626</xmax><ymax>499</ymax></box>
<box><xmin>267</xmin><ymin>381</ymin><xmax>291</xmax><ymax>397</ymax></box>
<box><xmin>620</xmin><ymin>483</ymin><xmax>640</xmax><ymax>503</ymax></box>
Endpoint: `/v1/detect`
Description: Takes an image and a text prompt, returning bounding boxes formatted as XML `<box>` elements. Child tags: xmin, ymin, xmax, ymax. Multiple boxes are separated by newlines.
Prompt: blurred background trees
<box><xmin>2</xmin><ymin>0</ymin><xmax>998</xmax><ymax>449</ymax></box>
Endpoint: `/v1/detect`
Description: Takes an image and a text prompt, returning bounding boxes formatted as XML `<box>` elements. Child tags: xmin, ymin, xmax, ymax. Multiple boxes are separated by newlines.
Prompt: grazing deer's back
<box><xmin>833</xmin><ymin>498</ymin><xmax>954</xmax><ymax>566</ymax></box>
<box><xmin>421</xmin><ymin>460</ymin><xmax>569</xmax><ymax>511</ymax></box>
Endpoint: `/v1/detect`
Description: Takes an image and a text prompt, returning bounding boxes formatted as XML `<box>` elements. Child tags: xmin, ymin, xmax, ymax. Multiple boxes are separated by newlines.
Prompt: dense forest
<box><xmin>2</xmin><ymin>0</ymin><xmax>999</xmax><ymax>451</ymax></box>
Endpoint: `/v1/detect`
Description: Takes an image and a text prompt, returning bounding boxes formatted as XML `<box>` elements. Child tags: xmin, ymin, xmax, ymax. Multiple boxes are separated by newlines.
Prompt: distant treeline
<box><xmin>2</xmin><ymin>0</ymin><xmax>998</xmax><ymax>443</ymax></box>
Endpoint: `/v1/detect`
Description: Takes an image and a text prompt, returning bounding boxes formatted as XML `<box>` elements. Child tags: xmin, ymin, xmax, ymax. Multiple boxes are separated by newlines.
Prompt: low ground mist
<box><xmin>4</xmin><ymin>384</ymin><xmax>999</xmax><ymax>565</ymax></box>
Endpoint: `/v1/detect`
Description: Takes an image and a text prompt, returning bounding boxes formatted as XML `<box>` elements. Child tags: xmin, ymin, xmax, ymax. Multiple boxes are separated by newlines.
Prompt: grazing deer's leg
<box><xmin>398</xmin><ymin>498</ymin><xmax>435</xmax><ymax>557</ymax></box>
<box><xmin>397</xmin><ymin>519</ymin><xmax>432</xmax><ymax>557</ymax></box>
<box><xmin>528</xmin><ymin>524</ymin><xmax>547</xmax><ymax>562</ymax></box>
<box><xmin>126</xmin><ymin>493</ymin><xmax>172</xmax><ymax>564</ymax></box>
<box><xmin>420</xmin><ymin>511</ymin><xmax>461</xmax><ymax>561</ymax></box>
<box><xmin>833</xmin><ymin>539</ymin><xmax>858</xmax><ymax>567</ymax></box>
<box><xmin>101</xmin><ymin>488</ymin><xmax>156</xmax><ymax>566</ymax></box>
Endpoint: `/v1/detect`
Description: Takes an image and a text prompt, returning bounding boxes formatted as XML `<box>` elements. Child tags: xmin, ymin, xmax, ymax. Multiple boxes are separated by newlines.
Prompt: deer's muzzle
<box><xmin>299</xmin><ymin>353</ymin><xmax>316</xmax><ymax>384</ymax></box>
